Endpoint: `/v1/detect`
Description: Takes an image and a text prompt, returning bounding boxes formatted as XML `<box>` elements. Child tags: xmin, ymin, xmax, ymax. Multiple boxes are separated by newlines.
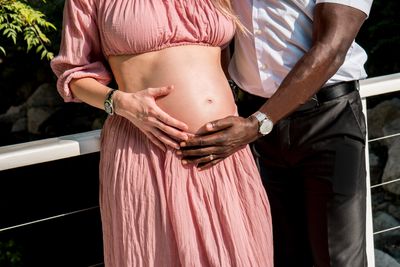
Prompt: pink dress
<box><xmin>51</xmin><ymin>1</ymin><xmax>273</xmax><ymax>266</ymax></box>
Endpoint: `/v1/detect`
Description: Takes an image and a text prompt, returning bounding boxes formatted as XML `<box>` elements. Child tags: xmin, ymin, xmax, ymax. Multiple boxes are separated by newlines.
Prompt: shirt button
<box><xmin>254</xmin><ymin>29</ymin><xmax>262</xmax><ymax>35</ymax></box>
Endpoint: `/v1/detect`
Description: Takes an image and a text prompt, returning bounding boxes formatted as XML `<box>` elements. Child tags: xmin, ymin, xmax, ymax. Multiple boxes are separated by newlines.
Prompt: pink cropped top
<box><xmin>50</xmin><ymin>0</ymin><xmax>236</xmax><ymax>102</ymax></box>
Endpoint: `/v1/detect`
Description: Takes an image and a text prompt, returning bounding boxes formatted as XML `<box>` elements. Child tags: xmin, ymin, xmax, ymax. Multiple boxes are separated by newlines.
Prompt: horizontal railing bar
<box><xmin>0</xmin><ymin>130</ymin><xmax>101</xmax><ymax>171</ymax></box>
<box><xmin>373</xmin><ymin>225</ymin><xmax>400</xmax><ymax>235</ymax></box>
<box><xmin>371</xmin><ymin>177</ymin><xmax>400</xmax><ymax>189</ymax></box>
<box><xmin>369</xmin><ymin>132</ymin><xmax>400</xmax><ymax>143</ymax></box>
<box><xmin>0</xmin><ymin>206</ymin><xmax>99</xmax><ymax>233</ymax></box>
<box><xmin>0</xmin><ymin>73</ymin><xmax>398</xmax><ymax>171</ymax></box>
<box><xmin>360</xmin><ymin>72</ymin><xmax>400</xmax><ymax>98</ymax></box>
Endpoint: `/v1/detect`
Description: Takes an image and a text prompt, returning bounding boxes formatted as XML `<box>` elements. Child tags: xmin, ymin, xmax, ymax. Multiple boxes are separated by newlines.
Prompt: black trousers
<box><xmin>238</xmin><ymin>89</ymin><xmax>368</xmax><ymax>267</ymax></box>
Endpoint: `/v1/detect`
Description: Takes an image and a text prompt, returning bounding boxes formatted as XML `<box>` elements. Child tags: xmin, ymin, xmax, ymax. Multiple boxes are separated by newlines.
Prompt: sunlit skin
<box><xmin>70</xmin><ymin>45</ymin><xmax>237</xmax><ymax>152</ymax></box>
<box><xmin>179</xmin><ymin>3</ymin><xmax>368</xmax><ymax>169</ymax></box>
<box><xmin>108</xmin><ymin>45</ymin><xmax>236</xmax><ymax>134</ymax></box>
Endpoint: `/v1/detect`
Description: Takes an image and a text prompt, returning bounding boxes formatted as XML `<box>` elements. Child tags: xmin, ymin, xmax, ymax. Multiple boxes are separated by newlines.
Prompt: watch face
<box><xmin>259</xmin><ymin>119</ymin><xmax>273</xmax><ymax>135</ymax></box>
<box><xmin>104</xmin><ymin>99</ymin><xmax>113</xmax><ymax>115</ymax></box>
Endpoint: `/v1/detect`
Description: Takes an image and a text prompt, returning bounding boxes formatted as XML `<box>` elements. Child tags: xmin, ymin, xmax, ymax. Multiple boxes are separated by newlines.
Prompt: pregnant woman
<box><xmin>51</xmin><ymin>0</ymin><xmax>273</xmax><ymax>266</ymax></box>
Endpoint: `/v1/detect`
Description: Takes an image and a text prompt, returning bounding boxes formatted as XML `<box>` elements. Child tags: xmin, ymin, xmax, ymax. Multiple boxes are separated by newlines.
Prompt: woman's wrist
<box><xmin>111</xmin><ymin>90</ymin><xmax>124</xmax><ymax>115</ymax></box>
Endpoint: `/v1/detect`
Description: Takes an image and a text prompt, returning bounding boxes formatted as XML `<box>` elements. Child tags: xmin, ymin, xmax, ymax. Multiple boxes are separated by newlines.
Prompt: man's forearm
<box><xmin>177</xmin><ymin>3</ymin><xmax>370</xmax><ymax>168</ymax></box>
<box><xmin>258</xmin><ymin>42</ymin><xmax>344</xmax><ymax>123</ymax></box>
<box><xmin>258</xmin><ymin>3</ymin><xmax>367</xmax><ymax>124</ymax></box>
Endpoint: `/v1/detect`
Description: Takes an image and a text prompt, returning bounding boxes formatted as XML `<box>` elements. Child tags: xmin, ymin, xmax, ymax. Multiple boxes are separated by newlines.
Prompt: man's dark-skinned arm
<box><xmin>178</xmin><ymin>3</ymin><xmax>368</xmax><ymax>169</ymax></box>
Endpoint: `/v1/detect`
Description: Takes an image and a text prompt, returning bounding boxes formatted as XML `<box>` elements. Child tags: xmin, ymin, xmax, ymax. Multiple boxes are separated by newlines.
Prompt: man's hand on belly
<box><xmin>177</xmin><ymin>115</ymin><xmax>259</xmax><ymax>170</ymax></box>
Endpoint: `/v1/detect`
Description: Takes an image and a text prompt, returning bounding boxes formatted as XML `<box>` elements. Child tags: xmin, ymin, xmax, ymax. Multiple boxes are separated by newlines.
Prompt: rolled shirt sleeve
<box><xmin>316</xmin><ymin>0</ymin><xmax>373</xmax><ymax>17</ymax></box>
<box><xmin>50</xmin><ymin>0</ymin><xmax>112</xmax><ymax>102</ymax></box>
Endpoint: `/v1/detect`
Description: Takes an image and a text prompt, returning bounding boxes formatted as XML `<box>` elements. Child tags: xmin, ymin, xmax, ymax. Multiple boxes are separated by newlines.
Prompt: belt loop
<box><xmin>355</xmin><ymin>80</ymin><xmax>360</xmax><ymax>91</ymax></box>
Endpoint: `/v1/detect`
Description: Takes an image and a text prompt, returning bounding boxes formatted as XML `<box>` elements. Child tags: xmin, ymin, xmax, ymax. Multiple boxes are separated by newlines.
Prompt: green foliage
<box><xmin>0</xmin><ymin>240</ymin><xmax>23</xmax><ymax>267</ymax></box>
<box><xmin>0</xmin><ymin>0</ymin><xmax>56</xmax><ymax>60</ymax></box>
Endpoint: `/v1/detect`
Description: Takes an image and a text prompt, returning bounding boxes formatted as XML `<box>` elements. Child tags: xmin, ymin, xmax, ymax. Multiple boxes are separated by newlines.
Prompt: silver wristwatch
<box><xmin>104</xmin><ymin>89</ymin><xmax>117</xmax><ymax>115</ymax></box>
<box><xmin>251</xmin><ymin>111</ymin><xmax>274</xmax><ymax>136</ymax></box>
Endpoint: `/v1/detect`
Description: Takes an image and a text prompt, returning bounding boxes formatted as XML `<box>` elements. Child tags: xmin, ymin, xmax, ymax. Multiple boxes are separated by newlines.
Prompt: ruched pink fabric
<box><xmin>100</xmin><ymin>115</ymin><xmax>273</xmax><ymax>267</ymax></box>
<box><xmin>50</xmin><ymin>0</ymin><xmax>235</xmax><ymax>102</ymax></box>
<box><xmin>51</xmin><ymin>1</ymin><xmax>274</xmax><ymax>266</ymax></box>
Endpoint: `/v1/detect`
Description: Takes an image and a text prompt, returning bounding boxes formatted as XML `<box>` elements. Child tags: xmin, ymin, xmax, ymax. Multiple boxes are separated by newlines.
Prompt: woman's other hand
<box><xmin>113</xmin><ymin>85</ymin><xmax>189</xmax><ymax>151</ymax></box>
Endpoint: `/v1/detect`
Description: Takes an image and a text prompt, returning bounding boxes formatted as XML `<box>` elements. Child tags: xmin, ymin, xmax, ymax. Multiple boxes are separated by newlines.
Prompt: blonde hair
<box><xmin>211</xmin><ymin>0</ymin><xmax>247</xmax><ymax>33</ymax></box>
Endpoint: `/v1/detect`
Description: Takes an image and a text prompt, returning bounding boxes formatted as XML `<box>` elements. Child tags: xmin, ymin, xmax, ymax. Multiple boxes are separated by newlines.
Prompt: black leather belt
<box><xmin>229</xmin><ymin>79</ymin><xmax>360</xmax><ymax>116</ymax></box>
<box><xmin>296</xmin><ymin>80</ymin><xmax>359</xmax><ymax>112</ymax></box>
<box><xmin>316</xmin><ymin>80</ymin><xmax>359</xmax><ymax>102</ymax></box>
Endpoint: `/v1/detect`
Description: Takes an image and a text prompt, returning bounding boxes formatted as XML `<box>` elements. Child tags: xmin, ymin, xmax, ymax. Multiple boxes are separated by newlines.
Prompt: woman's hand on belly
<box><xmin>113</xmin><ymin>85</ymin><xmax>189</xmax><ymax>151</ymax></box>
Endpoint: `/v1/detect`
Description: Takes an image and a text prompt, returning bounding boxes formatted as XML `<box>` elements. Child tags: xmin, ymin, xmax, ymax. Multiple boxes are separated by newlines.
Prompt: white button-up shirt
<box><xmin>229</xmin><ymin>0</ymin><xmax>373</xmax><ymax>98</ymax></box>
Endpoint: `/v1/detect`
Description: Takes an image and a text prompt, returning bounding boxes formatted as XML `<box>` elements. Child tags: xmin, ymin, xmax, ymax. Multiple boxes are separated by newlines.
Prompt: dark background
<box><xmin>0</xmin><ymin>0</ymin><xmax>399</xmax><ymax>266</ymax></box>
<box><xmin>0</xmin><ymin>0</ymin><xmax>399</xmax><ymax>146</ymax></box>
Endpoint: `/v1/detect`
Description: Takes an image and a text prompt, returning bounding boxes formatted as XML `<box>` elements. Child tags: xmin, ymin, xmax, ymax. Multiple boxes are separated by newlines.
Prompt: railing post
<box><xmin>362</xmin><ymin>97</ymin><xmax>376</xmax><ymax>267</ymax></box>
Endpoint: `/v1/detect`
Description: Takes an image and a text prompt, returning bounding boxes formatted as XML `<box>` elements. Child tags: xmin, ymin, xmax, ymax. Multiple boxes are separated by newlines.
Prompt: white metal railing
<box><xmin>0</xmin><ymin>129</ymin><xmax>100</xmax><ymax>171</ymax></box>
<box><xmin>1</xmin><ymin>72</ymin><xmax>400</xmax><ymax>266</ymax></box>
<box><xmin>0</xmin><ymin>73</ymin><xmax>398</xmax><ymax>172</ymax></box>
<box><xmin>359</xmin><ymin>72</ymin><xmax>400</xmax><ymax>267</ymax></box>
<box><xmin>0</xmin><ymin>206</ymin><xmax>99</xmax><ymax>233</ymax></box>
<box><xmin>359</xmin><ymin>72</ymin><xmax>400</xmax><ymax>98</ymax></box>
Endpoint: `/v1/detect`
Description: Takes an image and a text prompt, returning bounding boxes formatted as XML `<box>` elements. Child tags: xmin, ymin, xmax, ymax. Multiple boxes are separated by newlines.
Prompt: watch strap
<box><xmin>252</xmin><ymin>111</ymin><xmax>267</xmax><ymax>123</ymax></box>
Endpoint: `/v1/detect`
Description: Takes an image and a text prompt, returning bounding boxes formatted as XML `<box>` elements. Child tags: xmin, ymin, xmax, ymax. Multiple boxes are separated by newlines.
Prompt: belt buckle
<box><xmin>311</xmin><ymin>95</ymin><xmax>320</xmax><ymax>106</ymax></box>
<box><xmin>296</xmin><ymin>96</ymin><xmax>319</xmax><ymax>112</ymax></box>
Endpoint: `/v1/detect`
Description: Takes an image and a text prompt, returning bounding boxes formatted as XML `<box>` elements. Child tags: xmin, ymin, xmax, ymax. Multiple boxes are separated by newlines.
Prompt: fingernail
<box><xmin>206</xmin><ymin>123</ymin><xmax>213</xmax><ymax>130</ymax></box>
<box><xmin>176</xmin><ymin>151</ymin><xmax>182</xmax><ymax>155</ymax></box>
<box><xmin>180</xmin><ymin>142</ymin><xmax>186</xmax><ymax>147</ymax></box>
<box><xmin>182</xmin><ymin>160</ymin><xmax>187</xmax><ymax>165</ymax></box>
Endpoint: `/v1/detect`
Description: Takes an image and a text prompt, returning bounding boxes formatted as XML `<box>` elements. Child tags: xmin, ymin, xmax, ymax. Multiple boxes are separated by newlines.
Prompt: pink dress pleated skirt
<box><xmin>99</xmin><ymin>115</ymin><xmax>273</xmax><ymax>267</ymax></box>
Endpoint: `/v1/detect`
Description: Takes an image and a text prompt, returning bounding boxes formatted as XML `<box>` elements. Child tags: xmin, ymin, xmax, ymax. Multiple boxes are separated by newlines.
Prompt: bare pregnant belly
<box><xmin>108</xmin><ymin>46</ymin><xmax>237</xmax><ymax>133</ymax></box>
<box><xmin>154</xmin><ymin>73</ymin><xmax>236</xmax><ymax>133</ymax></box>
